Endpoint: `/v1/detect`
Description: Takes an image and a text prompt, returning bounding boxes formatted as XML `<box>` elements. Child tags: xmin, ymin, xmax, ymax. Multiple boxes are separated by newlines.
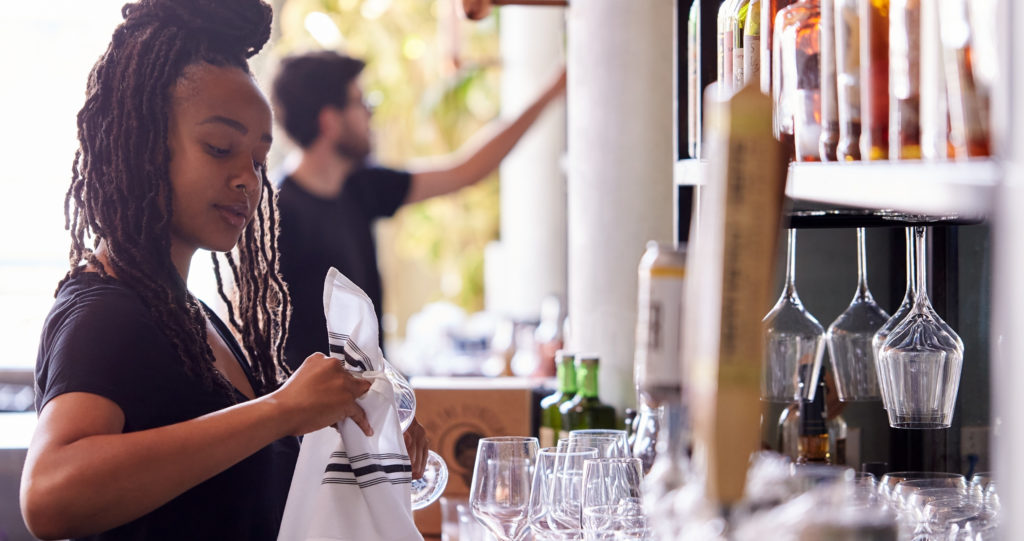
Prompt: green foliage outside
<box><xmin>274</xmin><ymin>0</ymin><xmax>503</xmax><ymax>324</ymax></box>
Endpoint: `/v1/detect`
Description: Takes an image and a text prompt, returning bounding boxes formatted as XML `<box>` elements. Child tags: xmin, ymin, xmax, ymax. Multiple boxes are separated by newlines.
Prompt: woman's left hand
<box><xmin>403</xmin><ymin>417</ymin><xmax>429</xmax><ymax>479</ymax></box>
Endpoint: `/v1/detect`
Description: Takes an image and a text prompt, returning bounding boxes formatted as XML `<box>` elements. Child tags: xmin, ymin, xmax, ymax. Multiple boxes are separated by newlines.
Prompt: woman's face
<box><xmin>166</xmin><ymin>63</ymin><xmax>272</xmax><ymax>262</ymax></box>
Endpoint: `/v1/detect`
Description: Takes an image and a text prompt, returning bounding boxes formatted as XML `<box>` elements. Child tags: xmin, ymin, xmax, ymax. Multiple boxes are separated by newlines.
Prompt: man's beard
<box><xmin>334</xmin><ymin>139</ymin><xmax>370</xmax><ymax>162</ymax></box>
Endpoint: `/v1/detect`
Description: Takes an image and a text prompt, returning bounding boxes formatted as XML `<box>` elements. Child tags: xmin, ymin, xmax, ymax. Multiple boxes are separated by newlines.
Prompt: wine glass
<box><xmin>384</xmin><ymin>360</ymin><xmax>450</xmax><ymax>510</ymax></box>
<box><xmin>872</xmin><ymin>227</ymin><xmax>919</xmax><ymax>411</ymax></box>
<box><xmin>763</xmin><ymin>229</ymin><xmax>826</xmax><ymax>402</ymax></box>
<box><xmin>827</xmin><ymin>228</ymin><xmax>890</xmax><ymax>401</ymax></box>
<box><xmin>569</xmin><ymin>429</ymin><xmax>630</xmax><ymax>457</ymax></box>
<box><xmin>528</xmin><ymin>446</ymin><xmax>598</xmax><ymax>540</ymax></box>
<box><xmin>877</xmin><ymin>226</ymin><xmax>964</xmax><ymax>429</ymax></box>
<box><xmin>580</xmin><ymin>457</ymin><xmax>648</xmax><ymax>541</ymax></box>
<box><xmin>470</xmin><ymin>436</ymin><xmax>541</xmax><ymax>541</ymax></box>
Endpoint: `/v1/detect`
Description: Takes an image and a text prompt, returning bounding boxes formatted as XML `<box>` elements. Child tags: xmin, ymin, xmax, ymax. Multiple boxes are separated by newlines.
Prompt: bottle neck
<box><xmin>577</xmin><ymin>362</ymin><xmax>600</xmax><ymax>398</ymax></box>
<box><xmin>799</xmin><ymin>382</ymin><xmax>827</xmax><ymax>437</ymax></box>
<box><xmin>557</xmin><ymin>361</ymin><xmax>577</xmax><ymax>394</ymax></box>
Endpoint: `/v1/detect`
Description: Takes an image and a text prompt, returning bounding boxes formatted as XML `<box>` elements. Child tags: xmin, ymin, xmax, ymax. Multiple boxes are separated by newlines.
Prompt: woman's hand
<box><xmin>270</xmin><ymin>353</ymin><xmax>373</xmax><ymax>437</ymax></box>
<box><xmin>403</xmin><ymin>417</ymin><xmax>429</xmax><ymax>479</ymax></box>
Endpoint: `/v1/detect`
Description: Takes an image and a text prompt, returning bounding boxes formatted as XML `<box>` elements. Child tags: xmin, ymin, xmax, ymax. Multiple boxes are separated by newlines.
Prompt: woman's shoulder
<box><xmin>44</xmin><ymin>272</ymin><xmax>161</xmax><ymax>341</ymax></box>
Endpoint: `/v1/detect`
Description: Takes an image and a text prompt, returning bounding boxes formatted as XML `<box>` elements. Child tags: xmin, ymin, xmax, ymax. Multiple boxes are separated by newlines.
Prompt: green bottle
<box><xmin>559</xmin><ymin>355</ymin><xmax>618</xmax><ymax>438</ymax></box>
<box><xmin>539</xmin><ymin>352</ymin><xmax>577</xmax><ymax>448</ymax></box>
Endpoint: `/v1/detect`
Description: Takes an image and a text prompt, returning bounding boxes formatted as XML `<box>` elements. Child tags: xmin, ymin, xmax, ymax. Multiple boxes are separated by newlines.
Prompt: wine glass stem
<box><xmin>856</xmin><ymin>227</ymin><xmax>869</xmax><ymax>297</ymax></box>
<box><xmin>904</xmin><ymin>227</ymin><xmax>917</xmax><ymax>300</ymax></box>
<box><xmin>785</xmin><ymin>229</ymin><xmax>797</xmax><ymax>296</ymax></box>
<box><xmin>914</xmin><ymin>226</ymin><xmax>929</xmax><ymax>305</ymax></box>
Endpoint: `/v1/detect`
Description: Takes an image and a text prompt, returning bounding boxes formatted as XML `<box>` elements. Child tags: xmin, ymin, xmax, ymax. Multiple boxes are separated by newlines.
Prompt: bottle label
<box><xmin>540</xmin><ymin>426</ymin><xmax>556</xmax><ymax>449</ymax></box>
<box><xmin>744</xmin><ymin>35</ymin><xmax>760</xmax><ymax>86</ymax></box>
<box><xmin>635</xmin><ymin>266</ymin><xmax>686</xmax><ymax>389</ymax></box>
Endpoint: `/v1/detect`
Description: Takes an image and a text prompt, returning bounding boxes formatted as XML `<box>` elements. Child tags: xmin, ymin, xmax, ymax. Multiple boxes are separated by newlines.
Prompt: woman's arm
<box><xmin>20</xmin><ymin>353</ymin><xmax>370</xmax><ymax>540</ymax></box>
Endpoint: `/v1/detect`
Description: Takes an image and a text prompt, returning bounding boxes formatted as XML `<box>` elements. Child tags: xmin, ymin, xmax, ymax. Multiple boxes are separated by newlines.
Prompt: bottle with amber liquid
<box><xmin>560</xmin><ymin>355</ymin><xmax>618</xmax><ymax>437</ymax></box>
<box><xmin>819</xmin><ymin>0</ymin><xmax>839</xmax><ymax>160</ymax></box>
<box><xmin>539</xmin><ymin>351</ymin><xmax>576</xmax><ymax>448</ymax></box>
<box><xmin>775</xmin><ymin>0</ymin><xmax>822</xmax><ymax>161</ymax></box>
<box><xmin>797</xmin><ymin>376</ymin><xmax>830</xmax><ymax>464</ymax></box>
<box><xmin>890</xmin><ymin>0</ymin><xmax>922</xmax><ymax>159</ymax></box>
<box><xmin>939</xmin><ymin>0</ymin><xmax>991</xmax><ymax>158</ymax></box>
<box><xmin>859</xmin><ymin>0</ymin><xmax>889</xmax><ymax>161</ymax></box>
<box><xmin>762</xmin><ymin>0</ymin><xmax>800</xmax><ymax>95</ymax></box>
<box><xmin>834</xmin><ymin>0</ymin><xmax>862</xmax><ymax>160</ymax></box>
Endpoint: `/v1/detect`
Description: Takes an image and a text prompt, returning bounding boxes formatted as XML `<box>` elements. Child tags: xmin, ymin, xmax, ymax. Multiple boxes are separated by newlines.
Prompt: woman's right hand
<box><xmin>270</xmin><ymin>352</ymin><xmax>373</xmax><ymax>437</ymax></box>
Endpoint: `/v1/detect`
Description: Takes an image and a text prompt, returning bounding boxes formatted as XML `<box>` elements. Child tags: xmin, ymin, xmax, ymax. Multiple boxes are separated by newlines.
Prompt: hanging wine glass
<box><xmin>763</xmin><ymin>229</ymin><xmax>826</xmax><ymax>402</ymax></box>
<box><xmin>384</xmin><ymin>360</ymin><xmax>450</xmax><ymax>510</ymax></box>
<box><xmin>877</xmin><ymin>226</ymin><xmax>964</xmax><ymax>429</ymax></box>
<box><xmin>827</xmin><ymin>228</ymin><xmax>891</xmax><ymax>401</ymax></box>
<box><xmin>872</xmin><ymin>228</ymin><xmax>918</xmax><ymax>411</ymax></box>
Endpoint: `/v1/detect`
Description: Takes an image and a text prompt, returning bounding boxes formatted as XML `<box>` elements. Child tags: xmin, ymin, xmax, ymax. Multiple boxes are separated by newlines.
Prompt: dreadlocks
<box><xmin>62</xmin><ymin>0</ymin><xmax>290</xmax><ymax>396</ymax></box>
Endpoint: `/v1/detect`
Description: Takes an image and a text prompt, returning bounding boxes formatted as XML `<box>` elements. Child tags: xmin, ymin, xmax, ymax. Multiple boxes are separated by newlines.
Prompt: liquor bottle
<box><xmin>688</xmin><ymin>0</ymin><xmax>700</xmax><ymax>158</ymax></box>
<box><xmin>859</xmin><ymin>0</ymin><xmax>889</xmax><ymax>160</ymax></box>
<box><xmin>719</xmin><ymin>0</ymin><xmax>742</xmax><ymax>93</ymax></box>
<box><xmin>775</xmin><ymin>0</ymin><xmax>822</xmax><ymax>161</ymax></box>
<box><xmin>539</xmin><ymin>351</ymin><xmax>577</xmax><ymax>448</ymax></box>
<box><xmin>733</xmin><ymin>0</ymin><xmax>752</xmax><ymax>89</ymax></box>
<box><xmin>761</xmin><ymin>0</ymin><xmax>800</xmax><ymax>95</ymax></box>
<box><xmin>559</xmin><ymin>355</ymin><xmax>618</xmax><ymax>437</ymax></box>
<box><xmin>890</xmin><ymin>0</ymin><xmax>922</xmax><ymax>159</ymax></box>
<box><xmin>834</xmin><ymin>0</ymin><xmax>862</xmax><ymax>160</ymax></box>
<box><xmin>744</xmin><ymin>0</ymin><xmax>762</xmax><ymax>86</ymax></box>
<box><xmin>819</xmin><ymin>0</ymin><xmax>839</xmax><ymax>160</ymax></box>
<box><xmin>634</xmin><ymin>242</ymin><xmax>687</xmax><ymax>407</ymax></box>
<box><xmin>533</xmin><ymin>295</ymin><xmax>565</xmax><ymax>378</ymax></box>
<box><xmin>939</xmin><ymin>0</ymin><xmax>991</xmax><ymax>158</ymax></box>
<box><xmin>797</xmin><ymin>375</ymin><xmax>830</xmax><ymax>464</ymax></box>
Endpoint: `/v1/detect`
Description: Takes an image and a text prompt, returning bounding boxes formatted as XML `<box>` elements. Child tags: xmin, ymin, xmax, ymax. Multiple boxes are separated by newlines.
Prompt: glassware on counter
<box><xmin>827</xmin><ymin>228</ymin><xmax>889</xmax><ymax>401</ymax></box>
<box><xmin>775</xmin><ymin>0</ymin><xmax>822</xmax><ymax>161</ymax></box>
<box><xmin>763</xmin><ymin>230</ymin><xmax>826</xmax><ymax>402</ymax></box>
<box><xmin>469</xmin><ymin>436</ymin><xmax>540</xmax><ymax>541</ymax></box>
<box><xmin>834</xmin><ymin>0</ymin><xmax>862</xmax><ymax>160</ymax></box>
<box><xmin>859</xmin><ymin>0</ymin><xmax>889</xmax><ymax>160</ymax></box>
<box><xmin>581</xmin><ymin>458</ymin><xmax>649</xmax><ymax>540</ymax></box>
<box><xmin>818</xmin><ymin>0</ymin><xmax>839</xmax><ymax>160</ymax></box>
<box><xmin>527</xmin><ymin>446</ymin><xmax>598</xmax><ymax>540</ymax></box>
<box><xmin>876</xmin><ymin>227</ymin><xmax>964</xmax><ymax>429</ymax></box>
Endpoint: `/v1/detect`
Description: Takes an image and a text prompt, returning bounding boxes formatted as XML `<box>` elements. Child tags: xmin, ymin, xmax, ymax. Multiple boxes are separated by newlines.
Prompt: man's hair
<box><xmin>272</xmin><ymin>51</ymin><xmax>366</xmax><ymax>148</ymax></box>
<box><xmin>63</xmin><ymin>0</ymin><xmax>291</xmax><ymax>396</ymax></box>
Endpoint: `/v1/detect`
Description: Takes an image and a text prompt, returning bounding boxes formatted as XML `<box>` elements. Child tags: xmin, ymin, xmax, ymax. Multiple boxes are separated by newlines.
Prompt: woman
<box><xmin>19</xmin><ymin>1</ymin><xmax>401</xmax><ymax>539</ymax></box>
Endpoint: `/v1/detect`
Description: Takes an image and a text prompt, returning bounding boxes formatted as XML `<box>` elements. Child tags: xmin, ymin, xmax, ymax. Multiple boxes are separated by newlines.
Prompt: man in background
<box><xmin>271</xmin><ymin>51</ymin><xmax>566</xmax><ymax>370</ymax></box>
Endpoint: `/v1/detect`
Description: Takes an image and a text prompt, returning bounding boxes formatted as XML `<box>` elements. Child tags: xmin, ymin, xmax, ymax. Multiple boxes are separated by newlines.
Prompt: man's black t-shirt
<box><xmin>276</xmin><ymin>167</ymin><xmax>412</xmax><ymax>370</ymax></box>
<box><xmin>35</xmin><ymin>272</ymin><xmax>299</xmax><ymax>541</ymax></box>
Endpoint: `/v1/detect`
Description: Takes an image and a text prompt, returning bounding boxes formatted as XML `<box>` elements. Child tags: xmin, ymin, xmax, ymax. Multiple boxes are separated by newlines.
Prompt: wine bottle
<box><xmin>797</xmin><ymin>376</ymin><xmax>830</xmax><ymax>464</ymax></box>
<box><xmin>559</xmin><ymin>355</ymin><xmax>617</xmax><ymax>438</ymax></box>
<box><xmin>539</xmin><ymin>351</ymin><xmax>576</xmax><ymax>448</ymax></box>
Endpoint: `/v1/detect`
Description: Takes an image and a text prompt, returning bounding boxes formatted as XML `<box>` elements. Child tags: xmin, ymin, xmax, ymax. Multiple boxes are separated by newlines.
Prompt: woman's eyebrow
<box><xmin>199</xmin><ymin>115</ymin><xmax>273</xmax><ymax>143</ymax></box>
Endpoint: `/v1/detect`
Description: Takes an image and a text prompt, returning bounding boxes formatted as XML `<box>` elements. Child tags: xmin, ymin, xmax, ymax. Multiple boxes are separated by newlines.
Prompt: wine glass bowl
<box><xmin>384</xmin><ymin>359</ymin><xmax>449</xmax><ymax>509</ymax></box>
<box><xmin>826</xmin><ymin>228</ymin><xmax>890</xmax><ymax>401</ymax></box>
<box><xmin>469</xmin><ymin>436</ymin><xmax>540</xmax><ymax>541</ymax></box>
<box><xmin>763</xmin><ymin>229</ymin><xmax>826</xmax><ymax>402</ymax></box>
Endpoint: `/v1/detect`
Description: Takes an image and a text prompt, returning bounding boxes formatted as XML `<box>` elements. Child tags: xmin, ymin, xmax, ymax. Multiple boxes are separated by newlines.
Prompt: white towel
<box><xmin>277</xmin><ymin>268</ymin><xmax>423</xmax><ymax>541</ymax></box>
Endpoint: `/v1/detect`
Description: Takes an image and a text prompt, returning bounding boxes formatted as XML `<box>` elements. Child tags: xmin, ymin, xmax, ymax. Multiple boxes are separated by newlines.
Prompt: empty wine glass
<box><xmin>528</xmin><ymin>446</ymin><xmax>598</xmax><ymax>540</ymax></box>
<box><xmin>559</xmin><ymin>436</ymin><xmax>626</xmax><ymax>459</ymax></box>
<box><xmin>872</xmin><ymin>228</ymin><xmax>919</xmax><ymax>411</ymax></box>
<box><xmin>581</xmin><ymin>457</ymin><xmax>648</xmax><ymax>540</ymax></box>
<box><xmin>877</xmin><ymin>226</ymin><xmax>964</xmax><ymax>429</ymax></box>
<box><xmin>470</xmin><ymin>436</ymin><xmax>540</xmax><ymax>541</ymax></box>
<box><xmin>570</xmin><ymin>429</ymin><xmax>630</xmax><ymax>457</ymax></box>
<box><xmin>385</xmin><ymin>360</ymin><xmax>449</xmax><ymax>510</ymax></box>
<box><xmin>763</xmin><ymin>229</ymin><xmax>826</xmax><ymax>402</ymax></box>
<box><xmin>827</xmin><ymin>228</ymin><xmax>890</xmax><ymax>401</ymax></box>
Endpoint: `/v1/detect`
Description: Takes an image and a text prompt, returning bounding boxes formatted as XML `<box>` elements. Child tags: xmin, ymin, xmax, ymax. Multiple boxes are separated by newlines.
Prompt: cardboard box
<box><xmin>410</xmin><ymin>377</ymin><xmax>545</xmax><ymax>536</ymax></box>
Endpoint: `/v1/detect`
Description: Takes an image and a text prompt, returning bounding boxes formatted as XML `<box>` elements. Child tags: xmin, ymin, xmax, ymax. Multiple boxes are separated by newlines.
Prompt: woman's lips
<box><xmin>214</xmin><ymin>203</ymin><xmax>248</xmax><ymax>228</ymax></box>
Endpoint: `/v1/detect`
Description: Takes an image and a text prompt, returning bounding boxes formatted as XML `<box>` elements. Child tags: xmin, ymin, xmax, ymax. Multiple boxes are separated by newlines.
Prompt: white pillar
<box><xmin>486</xmin><ymin>6</ymin><xmax>568</xmax><ymax>322</ymax></box>
<box><xmin>566</xmin><ymin>0</ymin><xmax>676</xmax><ymax>411</ymax></box>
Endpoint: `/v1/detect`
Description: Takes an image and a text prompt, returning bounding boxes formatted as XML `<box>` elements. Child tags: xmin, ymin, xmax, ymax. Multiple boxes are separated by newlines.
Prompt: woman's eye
<box><xmin>206</xmin><ymin>144</ymin><xmax>231</xmax><ymax>157</ymax></box>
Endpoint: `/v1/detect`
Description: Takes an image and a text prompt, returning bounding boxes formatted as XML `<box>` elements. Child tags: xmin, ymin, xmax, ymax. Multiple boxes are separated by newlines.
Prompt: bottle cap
<box><xmin>577</xmin><ymin>354</ymin><xmax>600</xmax><ymax>366</ymax></box>
<box><xmin>555</xmin><ymin>351</ymin><xmax>576</xmax><ymax>364</ymax></box>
